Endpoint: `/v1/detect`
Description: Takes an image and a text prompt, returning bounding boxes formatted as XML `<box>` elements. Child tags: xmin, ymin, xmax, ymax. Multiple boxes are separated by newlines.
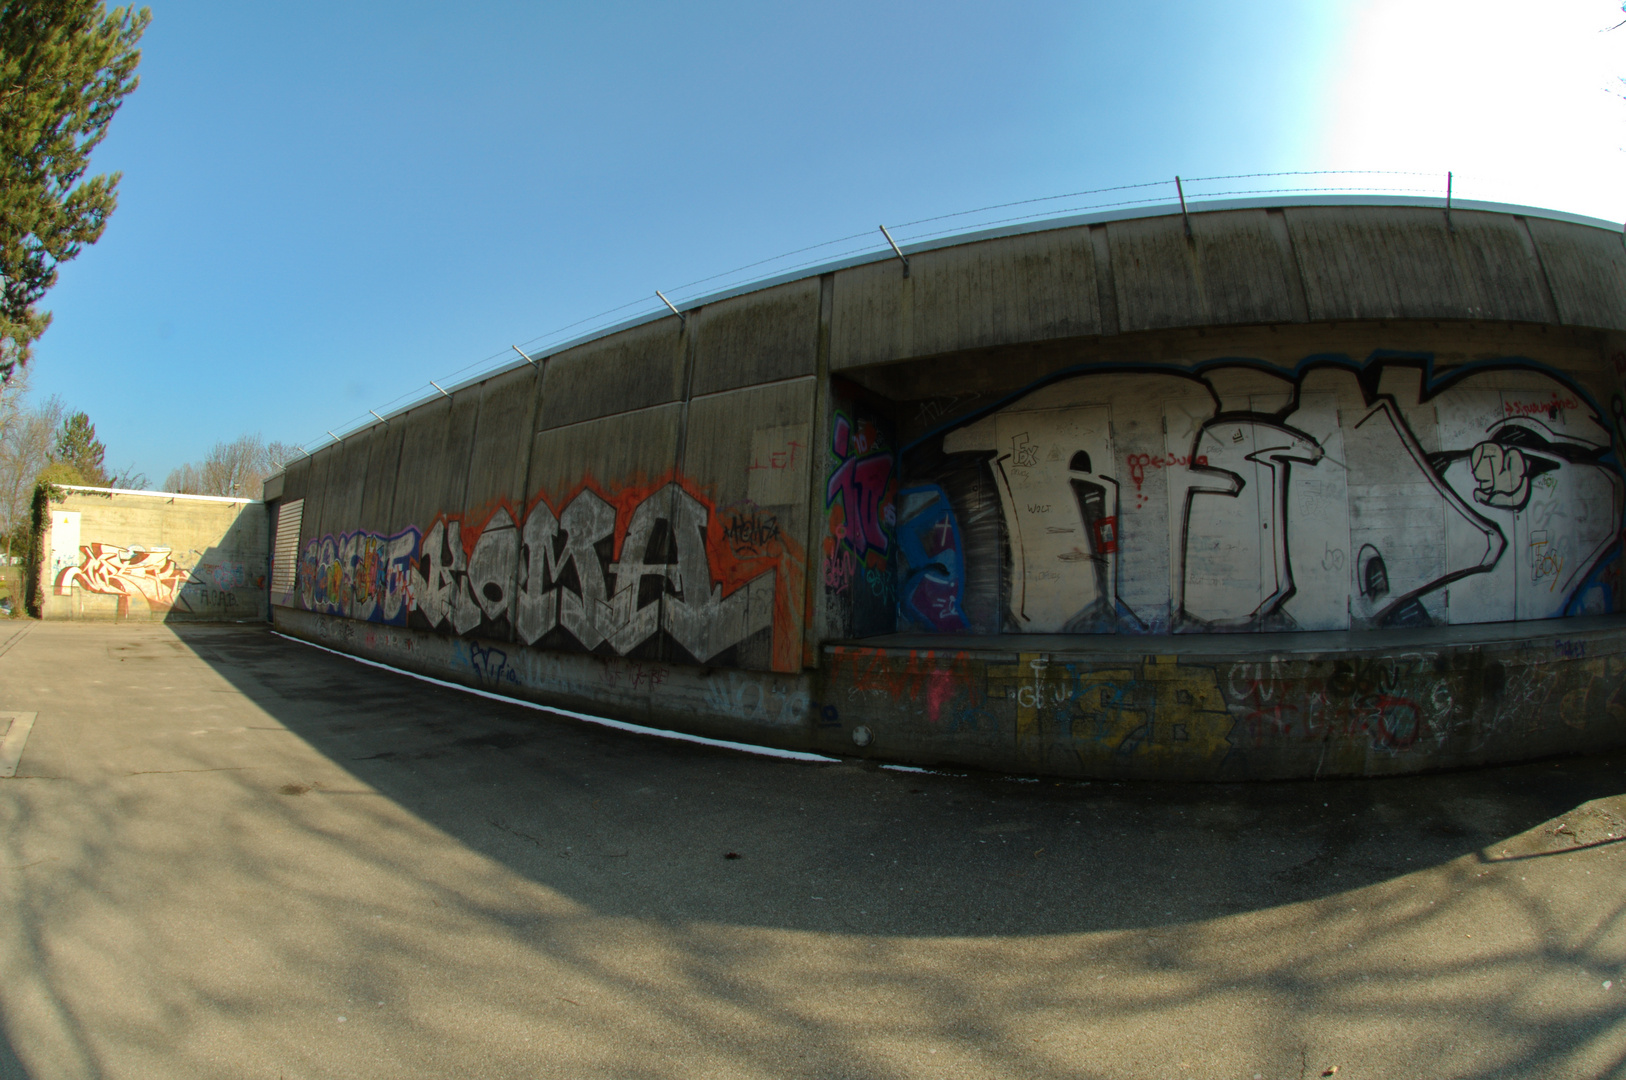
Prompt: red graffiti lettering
<box><xmin>1505</xmin><ymin>395</ymin><xmax>1580</xmax><ymax>417</ymax></box>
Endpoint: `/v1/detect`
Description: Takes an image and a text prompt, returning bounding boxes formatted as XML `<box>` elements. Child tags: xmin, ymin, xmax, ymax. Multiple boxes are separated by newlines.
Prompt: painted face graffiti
<box><xmin>895</xmin><ymin>484</ymin><xmax>969</xmax><ymax>632</ymax></box>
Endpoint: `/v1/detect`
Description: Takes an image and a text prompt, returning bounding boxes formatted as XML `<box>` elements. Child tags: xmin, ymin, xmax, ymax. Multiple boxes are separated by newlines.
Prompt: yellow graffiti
<box><xmin>1136</xmin><ymin>655</ymin><xmax>1233</xmax><ymax>764</ymax></box>
<box><xmin>987</xmin><ymin>652</ymin><xmax>1232</xmax><ymax>772</ymax></box>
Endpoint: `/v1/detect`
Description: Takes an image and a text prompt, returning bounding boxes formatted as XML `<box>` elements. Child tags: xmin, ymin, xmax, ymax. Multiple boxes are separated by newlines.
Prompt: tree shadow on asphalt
<box><xmin>5</xmin><ymin>622</ymin><xmax>1622</xmax><ymax>1079</ymax></box>
<box><xmin>0</xmin><ymin>1016</ymin><xmax>30</xmax><ymax>1080</ymax></box>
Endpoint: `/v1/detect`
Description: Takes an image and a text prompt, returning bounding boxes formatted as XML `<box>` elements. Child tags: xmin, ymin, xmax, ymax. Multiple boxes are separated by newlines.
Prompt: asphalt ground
<box><xmin>0</xmin><ymin>621</ymin><xmax>1623</xmax><ymax>1079</ymax></box>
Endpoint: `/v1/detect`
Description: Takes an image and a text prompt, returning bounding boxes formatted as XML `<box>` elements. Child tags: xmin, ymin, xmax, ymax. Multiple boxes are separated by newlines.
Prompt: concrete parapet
<box><xmin>812</xmin><ymin>619</ymin><xmax>1626</xmax><ymax>779</ymax></box>
<box><xmin>273</xmin><ymin>606</ymin><xmax>816</xmax><ymax>751</ymax></box>
<box><xmin>270</xmin><ymin>607</ymin><xmax>1626</xmax><ymax>781</ymax></box>
<box><xmin>690</xmin><ymin>277</ymin><xmax>820</xmax><ymax>396</ymax></box>
<box><xmin>540</xmin><ymin>318</ymin><xmax>686</xmax><ymax>430</ymax></box>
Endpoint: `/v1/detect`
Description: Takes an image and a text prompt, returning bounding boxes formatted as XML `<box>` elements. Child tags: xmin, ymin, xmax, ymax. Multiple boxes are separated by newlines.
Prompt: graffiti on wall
<box><xmin>299</xmin><ymin>527</ymin><xmax>421</xmax><ymax>625</ymax></box>
<box><xmin>506</xmin><ymin>481</ymin><xmax>776</xmax><ymax>665</ymax></box>
<box><xmin>822</xmin><ymin>635</ymin><xmax>1624</xmax><ymax>775</ymax></box>
<box><xmin>824</xmin><ymin>408</ymin><xmax>898</xmax><ymax>638</ymax></box>
<box><xmin>920</xmin><ymin>357</ymin><xmax>1624</xmax><ymax>634</ymax></box>
<box><xmin>825</xmin><ymin>645</ymin><xmax>1235</xmax><ymax>773</ymax></box>
<box><xmin>895</xmin><ymin>484</ymin><xmax>969</xmax><ymax>632</ymax></box>
<box><xmin>54</xmin><ymin>544</ymin><xmax>256</xmax><ymax>617</ymax></box>
<box><xmin>55</xmin><ymin>543</ymin><xmax>190</xmax><ymax>612</ymax></box>
<box><xmin>300</xmin><ymin>474</ymin><xmax>805</xmax><ymax>672</ymax></box>
<box><xmin>827</xmin><ymin>414</ymin><xmax>895</xmax><ymax>559</ymax></box>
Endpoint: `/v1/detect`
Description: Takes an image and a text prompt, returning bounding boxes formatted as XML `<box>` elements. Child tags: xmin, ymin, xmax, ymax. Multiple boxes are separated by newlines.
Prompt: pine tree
<box><xmin>50</xmin><ymin>409</ymin><xmax>104</xmax><ymax>484</ymax></box>
<box><xmin>0</xmin><ymin>2</ymin><xmax>148</xmax><ymax>378</ymax></box>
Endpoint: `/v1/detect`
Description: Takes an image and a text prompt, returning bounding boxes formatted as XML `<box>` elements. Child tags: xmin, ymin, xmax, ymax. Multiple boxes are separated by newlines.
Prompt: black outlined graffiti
<box><xmin>400</xmin><ymin>482</ymin><xmax>779</xmax><ymax>666</ymax></box>
<box><xmin>916</xmin><ymin>356</ymin><xmax>1624</xmax><ymax>635</ymax></box>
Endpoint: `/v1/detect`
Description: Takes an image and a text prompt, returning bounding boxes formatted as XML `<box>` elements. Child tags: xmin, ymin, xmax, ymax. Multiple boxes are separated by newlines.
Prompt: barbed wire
<box><xmin>1183</xmin><ymin>168</ymin><xmax>1439</xmax><ymax>183</ymax></box>
<box><xmin>288</xmin><ymin>169</ymin><xmax>1469</xmax><ymax>457</ymax></box>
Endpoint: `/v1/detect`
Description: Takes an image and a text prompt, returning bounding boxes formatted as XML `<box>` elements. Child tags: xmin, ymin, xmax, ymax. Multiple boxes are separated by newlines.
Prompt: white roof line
<box><xmin>57</xmin><ymin>484</ymin><xmax>259</xmax><ymax>505</ymax></box>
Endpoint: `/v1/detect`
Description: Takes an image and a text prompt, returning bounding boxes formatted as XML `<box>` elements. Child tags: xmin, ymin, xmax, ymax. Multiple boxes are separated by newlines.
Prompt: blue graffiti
<box><xmin>299</xmin><ymin>526</ymin><xmax>421</xmax><ymax>624</ymax></box>
<box><xmin>895</xmin><ymin>484</ymin><xmax>969</xmax><ymax>632</ymax></box>
<box><xmin>457</xmin><ymin>641</ymin><xmax>520</xmax><ymax>687</ymax></box>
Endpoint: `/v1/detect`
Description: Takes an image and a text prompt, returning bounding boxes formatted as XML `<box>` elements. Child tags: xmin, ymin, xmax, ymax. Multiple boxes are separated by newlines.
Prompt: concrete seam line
<box><xmin>0</xmin><ymin>623</ymin><xmax>30</xmax><ymax>661</ymax></box>
<box><xmin>269</xmin><ymin>632</ymin><xmax>841</xmax><ymax>764</ymax></box>
<box><xmin>0</xmin><ymin>712</ymin><xmax>38</xmax><ymax>779</ymax></box>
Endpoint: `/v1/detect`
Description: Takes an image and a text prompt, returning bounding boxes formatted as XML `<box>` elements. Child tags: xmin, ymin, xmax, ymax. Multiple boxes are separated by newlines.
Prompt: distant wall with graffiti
<box><xmin>298</xmin><ymin>526</ymin><xmax>420</xmax><ymax>623</ymax></box>
<box><xmin>37</xmin><ymin>488</ymin><xmax>268</xmax><ymax>621</ymax></box>
<box><xmin>901</xmin><ymin>355</ymin><xmax>1626</xmax><ymax>635</ymax></box>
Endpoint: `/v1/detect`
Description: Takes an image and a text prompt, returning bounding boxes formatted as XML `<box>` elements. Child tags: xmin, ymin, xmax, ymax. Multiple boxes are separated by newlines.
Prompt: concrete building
<box><xmin>263</xmin><ymin>195</ymin><xmax>1626</xmax><ymax>780</ymax></box>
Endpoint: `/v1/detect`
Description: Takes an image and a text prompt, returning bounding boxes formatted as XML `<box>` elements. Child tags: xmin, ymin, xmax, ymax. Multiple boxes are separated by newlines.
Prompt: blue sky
<box><xmin>22</xmin><ymin>1</ymin><xmax>1625</xmax><ymax>484</ymax></box>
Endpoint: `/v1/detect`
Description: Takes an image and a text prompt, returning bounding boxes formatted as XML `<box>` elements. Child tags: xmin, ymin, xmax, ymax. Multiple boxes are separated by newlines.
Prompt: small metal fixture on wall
<box><xmin>655</xmin><ymin>290</ymin><xmax>687</xmax><ymax>327</ymax></box>
<box><xmin>878</xmin><ymin>224</ymin><xmax>910</xmax><ymax>278</ymax></box>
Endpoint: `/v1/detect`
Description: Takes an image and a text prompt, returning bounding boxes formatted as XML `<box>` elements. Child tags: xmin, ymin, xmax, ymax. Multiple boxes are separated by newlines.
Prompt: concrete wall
<box><xmin>809</xmin><ymin>616</ymin><xmax>1626</xmax><ymax>781</ymax></box>
<box><xmin>894</xmin><ymin>355</ymin><xmax>1623</xmax><ymax>637</ymax></box>
<box><xmin>285</xmin><ymin>287</ymin><xmax>819</xmax><ymax>676</ymax></box>
<box><xmin>274</xmin><ymin>604</ymin><xmax>1626</xmax><ymax>782</ymax></box>
<box><xmin>826</xmin><ymin>206</ymin><xmax>1626</xmax><ymax>370</ymax></box>
<box><xmin>38</xmin><ymin>487</ymin><xmax>267</xmax><ymax>621</ymax></box>
<box><xmin>265</xmin><ymin>201</ymin><xmax>1626</xmax><ymax>779</ymax></box>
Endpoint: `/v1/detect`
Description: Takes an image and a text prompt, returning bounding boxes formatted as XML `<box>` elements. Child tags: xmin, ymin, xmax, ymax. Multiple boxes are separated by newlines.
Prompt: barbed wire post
<box><xmin>878</xmin><ymin>224</ymin><xmax>910</xmax><ymax>278</ymax></box>
<box><xmin>655</xmin><ymin>290</ymin><xmax>687</xmax><ymax>328</ymax></box>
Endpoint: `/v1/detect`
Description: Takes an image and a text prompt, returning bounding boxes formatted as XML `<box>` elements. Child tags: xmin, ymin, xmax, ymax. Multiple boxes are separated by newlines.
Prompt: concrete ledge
<box><xmin>276</xmin><ymin>603</ymin><xmax>1626</xmax><ymax>782</ymax></box>
<box><xmin>270</xmin><ymin>606</ymin><xmax>817</xmax><ymax>751</ymax></box>
<box><xmin>814</xmin><ymin>617</ymin><xmax>1626</xmax><ymax>781</ymax></box>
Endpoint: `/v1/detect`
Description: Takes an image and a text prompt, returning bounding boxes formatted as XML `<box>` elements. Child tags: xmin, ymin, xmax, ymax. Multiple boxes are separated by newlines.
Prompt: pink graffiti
<box><xmin>823</xmin><ymin>547</ymin><xmax>856</xmax><ymax>590</ymax></box>
<box><xmin>1505</xmin><ymin>395</ymin><xmax>1580</xmax><ymax>417</ymax></box>
<box><xmin>630</xmin><ymin>663</ymin><xmax>670</xmax><ymax>690</ymax></box>
<box><xmin>55</xmin><ymin>543</ymin><xmax>189</xmax><ymax>609</ymax></box>
<box><xmin>923</xmin><ymin>661</ymin><xmax>960</xmax><ymax>724</ymax></box>
<box><xmin>746</xmin><ymin>440</ymin><xmax>805</xmax><ymax>473</ymax></box>
<box><xmin>1124</xmin><ymin>452</ymin><xmax>1210</xmax><ymax>493</ymax></box>
<box><xmin>827</xmin><ymin>415</ymin><xmax>894</xmax><ymax>556</ymax></box>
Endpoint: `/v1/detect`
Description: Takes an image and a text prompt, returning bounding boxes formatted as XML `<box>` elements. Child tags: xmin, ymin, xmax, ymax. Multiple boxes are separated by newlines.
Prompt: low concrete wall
<box><xmin>272</xmin><ymin>606</ymin><xmax>816</xmax><ymax>750</ymax></box>
<box><xmin>812</xmin><ymin>619</ymin><xmax>1626</xmax><ymax>780</ymax></box>
<box><xmin>272</xmin><ymin>605</ymin><xmax>1626</xmax><ymax>781</ymax></box>
<box><xmin>38</xmin><ymin>487</ymin><xmax>268</xmax><ymax>622</ymax></box>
